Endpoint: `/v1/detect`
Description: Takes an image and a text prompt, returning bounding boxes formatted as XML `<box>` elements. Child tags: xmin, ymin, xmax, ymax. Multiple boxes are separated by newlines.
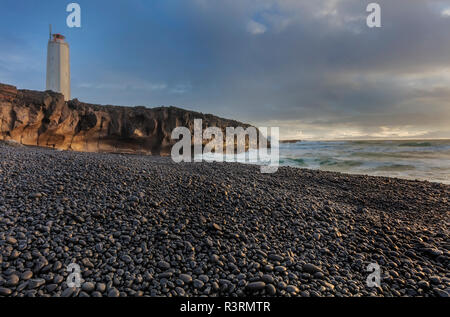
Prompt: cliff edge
<box><xmin>0</xmin><ymin>83</ymin><xmax>254</xmax><ymax>155</ymax></box>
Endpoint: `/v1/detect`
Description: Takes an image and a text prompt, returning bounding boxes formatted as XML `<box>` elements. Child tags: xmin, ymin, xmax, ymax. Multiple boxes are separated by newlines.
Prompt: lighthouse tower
<box><xmin>46</xmin><ymin>28</ymin><xmax>71</xmax><ymax>101</ymax></box>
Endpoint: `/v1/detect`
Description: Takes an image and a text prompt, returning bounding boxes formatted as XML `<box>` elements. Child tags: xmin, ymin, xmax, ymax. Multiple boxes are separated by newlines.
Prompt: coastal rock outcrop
<box><xmin>0</xmin><ymin>83</ymin><xmax>254</xmax><ymax>155</ymax></box>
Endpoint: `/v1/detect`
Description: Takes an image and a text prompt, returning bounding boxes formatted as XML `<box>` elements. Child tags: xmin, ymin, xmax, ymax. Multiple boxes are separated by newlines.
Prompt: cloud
<box><xmin>247</xmin><ymin>20</ymin><xmax>267</xmax><ymax>35</ymax></box>
<box><xmin>78</xmin><ymin>82</ymin><xmax>168</xmax><ymax>91</ymax></box>
<box><xmin>170</xmin><ymin>83</ymin><xmax>192</xmax><ymax>94</ymax></box>
<box><xmin>1</xmin><ymin>0</ymin><xmax>450</xmax><ymax>139</ymax></box>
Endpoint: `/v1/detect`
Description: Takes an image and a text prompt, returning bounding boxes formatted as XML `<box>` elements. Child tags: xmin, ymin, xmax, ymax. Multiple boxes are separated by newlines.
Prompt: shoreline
<box><xmin>3</xmin><ymin>140</ymin><xmax>449</xmax><ymax>186</ymax></box>
<box><xmin>0</xmin><ymin>142</ymin><xmax>449</xmax><ymax>297</ymax></box>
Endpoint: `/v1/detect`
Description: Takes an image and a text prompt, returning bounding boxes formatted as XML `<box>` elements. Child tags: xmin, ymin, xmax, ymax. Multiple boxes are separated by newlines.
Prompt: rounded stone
<box><xmin>417</xmin><ymin>281</ymin><xmax>429</xmax><ymax>289</ymax></box>
<box><xmin>247</xmin><ymin>281</ymin><xmax>266</xmax><ymax>291</ymax></box>
<box><xmin>274</xmin><ymin>266</ymin><xmax>287</xmax><ymax>272</ymax></box>
<box><xmin>179</xmin><ymin>274</ymin><xmax>193</xmax><ymax>284</ymax></box>
<box><xmin>28</xmin><ymin>278</ymin><xmax>46</xmax><ymax>289</ymax></box>
<box><xmin>61</xmin><ymin>287</ymin><xmax>76</xmax><ymax>297</ymax></box>
<box><xmin>268</xmin><ymin>254</ymin><xmax>284</xmax><ymax>262</ymax></box>
<box><xmin>193</xmin><ymin>279</ymin><xmax>205</xmax><ymax>289</ymax></box>
<box><xmin>266</xmin><ymin>284</ymin><xmax>276</xmax><ymax>296</ymax></box>
<box><xmin>0</xmin><ymin>287</ymin><xmax>12</xmax><ymax>296</ymax></box>
<box><xmin>82</xmin><ymin>282</ymin><xmax>95</xmax><ymax>293</ymax></box>
<box><xmin>6</xmin><ymin>237</ymin><xmax>17</xmax><ymax>245</ymax></box>
<box><xmin>286</xmin><ymin>285</ymin><xmax>299</xmax><ymax>294</ymax></box>
<box><xmin>20</xmin><ymin>271</ymin><xmax>33</xmax><ymax>281</ymax></box>
<box><xmin>96</xmin><ymin>283</ymin><xmax>106</xmax><ymax>293</ymax></box>
<box><xmin>261</xmin><ymin>274</ymin><xmax>274</xmax><ymax>284</ymax></box>
<box><xmin>7</xmin><ymin>274</ymin><xmax>19</xmax><ymax>286</ymax></box>
<box><xmin>108</xmin><ymin>288</ymin><xmax>120</xmax><ymax>297</ymax></box>
<box><xmin>303</xmin><ymin>263</ymin><xmax>321</xmax><ymax>274</ymax></box>
<box><xmin>157</xmin><ymin>261</ymin><xmax>170</xmax><ymax>270</ymax></box>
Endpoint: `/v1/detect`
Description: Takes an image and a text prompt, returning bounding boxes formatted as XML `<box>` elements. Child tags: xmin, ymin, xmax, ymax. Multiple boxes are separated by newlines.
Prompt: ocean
<box><xmin>200</xmin><ymin>139</ymin><xmax>450</xmax><ymax>184</ymax></box>
<box><xmin>278</xmin><ymin>139</ymin><xmax>450</xmax><ymax>184</ymax></box>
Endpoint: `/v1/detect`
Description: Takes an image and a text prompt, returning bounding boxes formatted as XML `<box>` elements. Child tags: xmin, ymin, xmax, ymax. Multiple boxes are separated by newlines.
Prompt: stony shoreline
<box><xmin>0</xmin><ymin>143</ymin><xmax>449</xmax><ymax>297</ymax></box>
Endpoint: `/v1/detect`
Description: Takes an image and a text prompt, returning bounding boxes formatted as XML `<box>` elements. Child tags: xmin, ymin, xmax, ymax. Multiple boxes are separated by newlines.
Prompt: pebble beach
<box><xmin>0</xmin><ymin>142</ymin><xmax>449</xmax><ymax>297</ymax></box>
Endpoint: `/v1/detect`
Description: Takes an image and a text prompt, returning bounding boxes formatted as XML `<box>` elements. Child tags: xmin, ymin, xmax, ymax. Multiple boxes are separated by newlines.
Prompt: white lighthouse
<box><xmin>46</xmin><ymin>28</ymin><xmax>71</xmax><ymax>101</ymax></box>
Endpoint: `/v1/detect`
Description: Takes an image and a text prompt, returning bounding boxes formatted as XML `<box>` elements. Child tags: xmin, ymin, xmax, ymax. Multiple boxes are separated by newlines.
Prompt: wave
<box><xmin>398</xmin><ymin>142</ymin><xmax>433</xmax><ymax>147</ymax></box>
<box><xmin>350</xmin><ymin>151</ymin><xmax>450</xmax><ymax>160</ymax></box>
<box><xmin>317</xmin><ymin>158</ymin><xmax>364</xmax><ymax>168</ymax></box>
<box><xmin>202</xmin><ymin>139</ymin><xmax>450</xmax><ymax>184</ymax></box>
<box><xmin>370</xmin><ymin>164</ymin><xmax>416</xmax><ymax>172</ymax></box>
<box><xmin>284</xmin><ymin>157</ymin><xmax>308</xmax><ymax>166</ymax></box>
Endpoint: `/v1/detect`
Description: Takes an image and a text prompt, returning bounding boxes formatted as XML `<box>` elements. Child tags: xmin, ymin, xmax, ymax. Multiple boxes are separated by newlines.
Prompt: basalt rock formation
<box><xmin>0</xmin><ymin>83</ymin><xmax>255</xmax><ymax>155</ymax></box>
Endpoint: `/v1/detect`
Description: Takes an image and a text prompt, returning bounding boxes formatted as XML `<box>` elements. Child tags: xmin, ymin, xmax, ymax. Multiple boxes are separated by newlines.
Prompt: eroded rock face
<box><xmin>0</xmin><ymin>83</ymin><xmax>254</xmax><ymax>155</ymax></box>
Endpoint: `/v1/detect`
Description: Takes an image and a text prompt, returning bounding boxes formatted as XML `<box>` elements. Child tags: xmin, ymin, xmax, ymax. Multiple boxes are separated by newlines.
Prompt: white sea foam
<box><xmin>199</xmin><ymin>140</ymin><xmax>450</xmax><ymax>184</ymax></box>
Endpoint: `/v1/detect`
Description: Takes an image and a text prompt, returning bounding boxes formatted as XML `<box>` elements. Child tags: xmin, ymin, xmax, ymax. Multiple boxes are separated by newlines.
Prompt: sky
<box><xmin>1</xmin><ymin>0</ymin><xmax>450</xmax><ymax>140</ymax></box>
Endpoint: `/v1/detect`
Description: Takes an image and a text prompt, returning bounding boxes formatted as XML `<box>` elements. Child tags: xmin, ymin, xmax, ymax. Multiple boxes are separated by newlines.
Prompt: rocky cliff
<box><xmin>0</xmin><ymin>83</ymin><xmax>255</xmax><ymax>156</ymax></box>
